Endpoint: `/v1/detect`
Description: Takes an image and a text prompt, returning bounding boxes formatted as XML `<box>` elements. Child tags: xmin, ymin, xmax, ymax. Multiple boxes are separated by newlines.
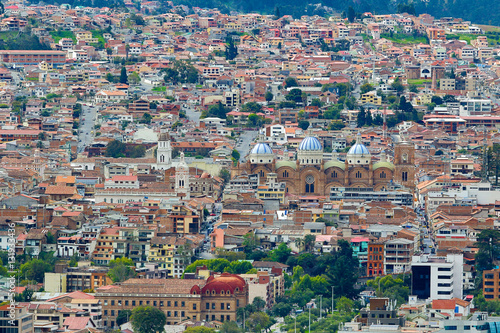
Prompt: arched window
<box><xmin>283</xmin><ymin>170</ymin><xmax>289</xmax><ymax>178</ymax></box>
<box><xmin>331</xmin><ymin>171</ymin><xmax>338</xmax><ymax>178</ymax></box>
<box><xmin>402</xmin><ymin>171</ymin><xmax>408</xmax><ymax>182</ymax></box>
<box><xmin>259</xmin><ymin>170</ymin><xmax>265</xmax><ymax>177</ymax></box>
<box><xmin>305</xmin><ymin>175</ymin><xmax>315</xmax><ymax>193</ymax></box>
<box><xmin>355</xmin><ymin>171</ymin><xmax>362</xmax><ymax>178</ymax></box>
<box><xmin>380</xmin><ymin>171</ymin><xmax>386</xmax><ymax>179</ymax></box>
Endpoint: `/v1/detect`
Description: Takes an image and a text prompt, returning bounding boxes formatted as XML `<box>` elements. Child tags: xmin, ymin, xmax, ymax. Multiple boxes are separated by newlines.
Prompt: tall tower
<box><xmin>157</xmin><ymin>132</ymin><xmax>172</xmax><ymax>170</ymax></box>
<box><xmin>394</xmin><ymin>140</ymin><xmax>415</xmax><ymax>189</ymax></box>
<box><xmin>175</xmin><ymin>152</ymin><xmax>190</xmax><ymax>199</ymax></box>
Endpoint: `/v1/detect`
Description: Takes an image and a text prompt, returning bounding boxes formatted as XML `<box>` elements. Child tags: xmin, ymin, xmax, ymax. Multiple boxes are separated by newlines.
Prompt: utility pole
<box><xmin>309</xmin><ymin>306</ymin><xmax>311</xmax><ymax>333</ymax></box>
<box><xmin>332</xmin><ymin>286</ymin><xmax>335</xmax><ymax>313</ymax></box>
<box><xmin>320</xmin><ymin>295</ymin><xmax>323</xmax><ymax>319</ymax></box>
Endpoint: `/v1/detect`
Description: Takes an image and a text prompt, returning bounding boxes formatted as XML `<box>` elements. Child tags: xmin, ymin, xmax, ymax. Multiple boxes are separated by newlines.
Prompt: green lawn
<box><xmin>446</xmin><ymin>33</ymin><xmax>500</xmax><ymax>47</ymax></box>
<box><xmin>152</xmin><ymin>86</ymin><xmax>166</xmax><ymax>92</ymax></box>
<box><xmin>49</xmin><ymin>30</ymin><xmax>76</xmax><ymax>43</ymax></box>
<box><xmin>381</xmin><ymin>33</ymin><xmax>427</xmax><ymax>44</ymax></box>
<box><xmin>407</xmin><ymin>79</ymin><xmax>432</xmax><ymax>85</ymax></box>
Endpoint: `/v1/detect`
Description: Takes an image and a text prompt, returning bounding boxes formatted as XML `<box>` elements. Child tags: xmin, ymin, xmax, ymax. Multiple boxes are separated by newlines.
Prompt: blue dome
<box><xmin>251</xmin><ymin>143</ymin><xmax>273</xmax><ymax>154</ymax></box>
<box><xmin>299</xmin><ymin>137</ymin><xmax>322</xmax><ymax>151</ymax></box>
<box><xmin>348</xmin><ymin>143</ymin><xmax>370</xmax><ymax>155</ymax></box>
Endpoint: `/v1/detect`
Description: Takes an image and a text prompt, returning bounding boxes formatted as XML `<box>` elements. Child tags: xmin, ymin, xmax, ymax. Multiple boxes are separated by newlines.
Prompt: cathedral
<box><xmin>233</xmin><ymin>134</ymin><xmax>415</xmax><ymax>196</ymax></box>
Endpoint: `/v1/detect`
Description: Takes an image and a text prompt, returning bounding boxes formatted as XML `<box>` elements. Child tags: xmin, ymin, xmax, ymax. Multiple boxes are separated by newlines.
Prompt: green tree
<box><xmin>360</xmin><ymin>83</ymin><xmax>374</xmax><ymax>94</ymax></box>
<box><xmin>298</xmin><ymin>120</ymin><xmax>309</xmax><ymax>130</ymax></box>
<box><xmin>117</xmin><ymin>309</ymin><xmax>132</xmax><ymax>326</ymax></box>
<box><xmin>391</xmin><ymin>77</ymin><xmax>405</xmax><ymax>95</ymax></box>
<box><xmin>336</xmin><ymin>296</ymin><xmax>355</xmax><ymax>313</ymax></box>
<box><xmin>220</xmin><ymin>321</ymin><xmax>241</xmax><ymax>333</ymax></box>
<box><xmin>108</xmin><ymin>257</ymin><xmax>136</xmax><ymax>283</ymax></box>
<box><xmin>246</xmin><ymin>312</ymin><xmax>273</xmax><ymax>332</ymax></box>
<box><xmin>20</xmin><ymin>259</ymin><xmax>52</xmax><ymax>283</ymax></box>
<box><xmin>268</xmin><ymin>243</ymin><xmax>291</xmax><ymax>263</ymax></box>
<box><xmin>475</xmin><ymin>229</ymin><xmax>500</xmax><ymax>272</ymax></box>
<box><xmin>326</xmin><ymin>239</ymin><xmax>360</xmax><ymax>299</ymax></box>
<box><xmin>120</xmin><ymin>67</ymin><xmax>128</xmax><ymax>84</ymax></box>
<box><xmin>303</xmin><ymin>234</ymin><xmax>316</xmax><ymax>252</ymax></box>
<box><xmin>131</xmin><ymin>306</ymin><xmax>166</xmax><ymax>333</ymax></box>
<box><xmin>219</xmin><ymin>169</ymin><xmax>231</xmax><ymax>183</ymax></box>
<box><xmin>357</xmin><ymin>107</ymin><xmax>366</xmax><ymax>127</ymax></box>
<box><xmin>128</xmin><ymin>72</ymin><xmax>141</xmax><ymax>85</ymax></box>
<box><xmin>310</xmin><ymin>98</ymin><xmax>322</xmax><ymax>107</ymax></box>
<box><xmin>105</xmin><ymin>140</ymin><xmax>127</xmax><ymax>158</ymax></box>
<box><xmin>225</xmin><ymin>38</ymin><xmax>238</xmax><ymax>60</ymax></box>
<box><xmin>140</xmin><ymin>113</ymin><xmax>152</xmax><ymax>124</ymax></box>
<box><xmin>284</xmin><ymin>77</ymin><xmax>298</xmax><ymax>88</ymax></box>
<box><xmin>68</xmin><ymin>253</ymin><xmax>79</xmax><ymax>267</ymax></box>
<box><xmin>241</xmin><ymin>102</ymin><xmax>262</xmax><ymax>113</ymax></box>
<box><xmin>347</xmin><ymin>6</ymin><xmax>356</xmax><ymax>22</ymax></box>
<box><xmin>265</xmin><ymin>91</ymin><xmax>273</xmax><ymax>102</ymax></box>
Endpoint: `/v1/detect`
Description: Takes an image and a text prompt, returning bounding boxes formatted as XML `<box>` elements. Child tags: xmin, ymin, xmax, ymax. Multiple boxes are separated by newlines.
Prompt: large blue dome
<box><xmin>299</xmin><ymin>137</ymin><xmax>322</xmax><ymax>151</ymax></box>
<box><xmin>348</xmin><ymin>143</ymin><xmax>370</xmax><ymax>155</ymax></box>
<box><xmin>251</xmin><ymin>143</ymin><xmax>273</xmax><ymax>154</ymax></box>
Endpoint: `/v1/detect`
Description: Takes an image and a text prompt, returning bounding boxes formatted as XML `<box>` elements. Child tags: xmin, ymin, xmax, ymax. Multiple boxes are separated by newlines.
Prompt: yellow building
<box><xmin>148</xmin><ymin>236</ymin><xmax>191</xmax><ymax>278</ymax></box>
<box><xmin>360</xmin><ymin>91</ymin><xmax>382</xmax><ymax>105</ymax></box>
<box><xmin>76</xmin><ymin>31</ymin><xmax>98</xmax><ymax>43</ymax></box>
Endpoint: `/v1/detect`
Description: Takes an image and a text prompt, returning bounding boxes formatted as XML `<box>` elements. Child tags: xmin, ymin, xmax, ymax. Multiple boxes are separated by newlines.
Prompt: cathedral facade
<box><xmin>233</xmin><ymin>134</ymin><xmax>415</xmax><ymax>196</ymax></box>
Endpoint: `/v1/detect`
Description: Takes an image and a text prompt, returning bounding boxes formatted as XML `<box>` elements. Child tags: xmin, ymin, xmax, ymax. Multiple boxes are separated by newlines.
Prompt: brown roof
<box><xmin>45</xmin><ymin>185</ymin><xmax>76</xmax><ymax>195</ymax></box>
<box><xmin>97</xmin><ymin>278</ymin><xmax>205</xmax><ymax>295</ymax></box>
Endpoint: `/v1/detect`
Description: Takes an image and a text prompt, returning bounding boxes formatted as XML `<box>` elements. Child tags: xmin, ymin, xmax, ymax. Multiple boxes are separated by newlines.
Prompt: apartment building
<box><xmin>411</xmin><ymin>254</ymin><xmax>464</xmax><ymax>300</ymax></box>
<box><xmin>483</xmin><ymin>268</ymin><xmax>500</xmax><ymax>300</ymax></box>
<box><xmin>384</xmin><ymin>238</ymin><xmax>414</xmax><ymax>274</ymax></box>
<box><xmin>0</xmin><ymin>304</ymin><xmax>34</xmax><ymax>333</ymax></box>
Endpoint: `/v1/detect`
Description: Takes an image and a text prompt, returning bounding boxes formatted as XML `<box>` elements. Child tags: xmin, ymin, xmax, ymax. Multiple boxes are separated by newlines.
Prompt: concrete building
<box><xmin>411</xmin><ymin>254</ymin><xmax>463</xmax><ymax>301</ymax></box>
<box><xmin>0</xmin><ymin>304</ymin><xmax>34</xmax><ymax>333</ymax></box>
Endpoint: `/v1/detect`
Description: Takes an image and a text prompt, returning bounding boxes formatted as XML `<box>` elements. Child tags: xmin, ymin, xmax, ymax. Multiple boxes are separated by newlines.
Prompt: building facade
<box><xmin>233</xmin><ymin>134</ymin><xmax>415</xmax><ymax>196</ymax></box>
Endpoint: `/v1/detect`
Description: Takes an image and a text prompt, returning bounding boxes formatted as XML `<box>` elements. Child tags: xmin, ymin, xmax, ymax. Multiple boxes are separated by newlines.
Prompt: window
<box><xmin>167</xmin><ymin>301</ymin><xmax>171</xmax><ymax>306</ymax></box>
<box><xmin>181</xmin><ymin>301</ymin><xmax>185</xmax><ymax>307</ymax></box>
<box><xmin>331</xmin><ymin>171</ymin><xmax>337</xmax><ymax>178</ymax></box>
<box><xmin>132</xmin><ymin>301</ymin><xmax>135</xmax><ymax>306</ymax></box>
<box><xmin>305</xmin><ymin>175</ymin><xmax>315</xmax><ymax>193</ymax></box>
<box><xmin>181</xmin><ymin>311</ymin><xmax>185</xmax><ymax>318</ymax></box>
<box><xmin>174</xmin><ymin>311</ymin><xmax>178</xmax><ymax>317</ymax></box>
<box><xmin>221</xmin><ymin>303</ymin><xmax>224</xmax><ymax>310</ymax></box>
<box><xmin>111</xmin><ymin>310</ymin><xmax>115</xmax><ymax>316</ymax></box>
<box><xmin>402</xmin><ymin>171</ymin><xmax>408</xmax><ymax>182</ymax></box>
<box><xmin>212</xmin><ymin>303</ymin><xmax>216</xmax><ymax>309</ymax></box>
<box><xmin>125</xmin><ymin>301</ymin><xmax>128</xmax><ymax>306</ymax></box>
<box><xmin>283</xmin><ymin>170</ymin><xmax>289</xmax><ymax>177</ymax></box>
<box><xmin>380</xmin><ymin>171</ymin><xmax>386</xmax><ymax>178</ymax></box>
<box><xmin>227</xmin><ymin>303</ymin><xmax>231</xmax><ymax>310</ymax></box>
<box><xmin>111</xmin><ymin>300</ymin><xmax>115</xmax><ymax>306</ymax></box>
<box><xmin>104</xmin><ymin>310</ymin><xmax>108</xmax><ymax>315</ymax></box>
<box><xmin>206</xmin><ymin>303</ymin><xmax>209</xmax><ymax>310</ymax></box>
<box><xmin>193</xmin><ymin>304</ymin><xmax>197</xmax><ymax>310</ymax></box>
<box><xmin>154</xmin><ymin>301</ymin><xmax>157</xmax><ymax>306</ymax></box>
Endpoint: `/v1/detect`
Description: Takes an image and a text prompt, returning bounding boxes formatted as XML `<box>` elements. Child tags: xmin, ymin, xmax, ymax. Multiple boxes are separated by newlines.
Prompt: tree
<box><xmin>298</xmin><ymin>120</ymin><xmax>309</xmax><ymax>130</ymax></box>
<box><xmin>130</xmin><ymin>306</ymin><xmax>166</xmax><ymax>333</ymax></box>
<box><xmin>435</xmin><ymin>150</ymin><xmax>444</xmax><ymax>156</ymax></box>
<box><xmin>105</xmin><ymin>73</ymin><xmax>115</xmax><ymax>83</ymax></box>
<box><xmin>272</xmin><ymin>302</ymin><xmax>292</xmax><ymax>317</ymax></box>
<box><xmin>68</xmin><ymin>252</ymin><xmax>79</xmax><ymax>267</ymax></box>
<box><xmin>357</xmin><ymin>107</ymin><xmax>366</xmax><ymax>127</ymax></box>
<box><xmin>120</xmin><ymin>67</ymin><xmax>128</xmax><ymax>84</ymax></box>
<box><xmin>304</xmin><ymin>234</ymin><xmax>316</xmax><ymax>252</ymax></box>
<box><xmin>274</xmin><ymin>6</ymin><xmax>280</xmax><ymax>19</ymax></box>
<box><xmin>108</xmin><ymin>257</ymin><xmax>136</xmax><ymax>283</ymax></box>
<box><xmin>140</xmin><ymin>112</ymin><xmax>152</xmax><ymax>124</ymax></box>
<box><xmin>265</xmin><ymin>91</ymin><xmax>273</xmax><ymax>102</ymax></box>
<box><xmin>240</xmin><ymin>102</ymin><xmax>262</xmax><ymax>113</ymax></box>
<box><xmin>106</xmin><ymin>140</ymin><xmax>127</xmax><ymax>158</ymax></box>
<box><xmin>128</xmin><ymin>72</ymin><xmax>141</xmax><ymax>85</ymax></box>
<box><xmin>220</xmin><ymin>321</ymin><xmax>241</xmax><ymax>333</ymax></box>
<box><xmin>431</xmin><ymin>95</ymin><xmax>443</xmax><ymax>105</ymax></box>
<box><xmin>225</xmin><ymin>38</ymin><xmax>238</xmax><ymax>60</ymax></box>
<box><xmin>268</xmin><ymin>243</ymin><xmax>291</xmax><ymax>263</ymax></box>
<box><xmin>360</xmin><ymin>83</ymin><xmax>374</xmax><ymax>94</ymax></box>
<box><xmin>116</xmin><ymin>309</ymin><xmax>132</xmax><ymax>326</ymax></box>
<box><xmin>247</xmin><ymin>113</ymin><xmax>260</xmax><ymax>126</ymax></box>
<box><xmin>391</xmin><ymin>77</ymin><xmax>405</xmax><ymax>95</ymax></box>
<box><xmin>475</xmin><ymin>229</ymin><xmax>500</xmax><ymax>272</ymax></box>
<box><xmin>286</xmin><ymin>88</ymin><xmax>303</xmax><ymax>103</ymax></box>
<box><xmin>310</xmin><ymin>98</ymin><xmax>322</xmax><ymax>107</ymax></box>
<box><xmin>326</xmin><ymin>239</ymin><xmax>360</xmax><ymax>299</ymax></box>
<box><xmin>409</xmin><ymin>84</ymin><xmax>418</xmax><ymax>93</ymax></box>
<box><xmin>219</xmin><ymin>169</ymin><xmax>231</xmax><ymax>183</ymax></box>
<box><xmin>347</xmin><ymin>6</ymin><xmax>356</xmax><ymax>23</ymax></box>
<box><xmin>246</xmin><ymin>312</ymin><xmax>272</xmax><ymax>333</ymax></box>
<box><xmin>253</xmin><ymin>297</ymin><xmax>266</xmax><ymax>311</ymax></box>
<box><xmin>336</xmin><ymin>296</ymin><xmax>355</xmax><ymax>313</ymax></box>
<box><xmin>284</xmin><ymin>77</ymin><xmax>298</xmax><ymax>88</ymax></box>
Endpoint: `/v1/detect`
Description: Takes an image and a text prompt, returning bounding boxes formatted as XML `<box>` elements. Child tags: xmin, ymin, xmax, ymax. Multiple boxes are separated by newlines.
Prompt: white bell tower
<box><xmin>175</xmin><ymin>152</ymin><xmax>190</xmax><ymax>199</ymax></box>
<box><xmin>157</xmin><ymin>132</ymin><xmax>172</xmax><ymax>170</ymax></box>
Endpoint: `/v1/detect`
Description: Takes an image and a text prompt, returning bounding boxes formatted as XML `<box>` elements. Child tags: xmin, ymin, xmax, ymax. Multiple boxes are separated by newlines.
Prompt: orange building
<box><xmin>367</xmin><ymin>243</ymin><xmax>384</xmax><ymax>277</ymax></box>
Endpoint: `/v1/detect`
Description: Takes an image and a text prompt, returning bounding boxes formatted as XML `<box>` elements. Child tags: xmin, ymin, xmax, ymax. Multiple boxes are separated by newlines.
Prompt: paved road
<box><xmin>77</xmin><ymin>105</ymin><xmax>98</xmax><ymax>154</ymax></box>
<box><xmin>235</xmin><ymin>130</ymin><xmax>259</xmax><ymax>162</ymax></box>
<box><xmin>185</xmin><ymin>104</ymin><xmax>201</xmax><ymax>124</ymax></box>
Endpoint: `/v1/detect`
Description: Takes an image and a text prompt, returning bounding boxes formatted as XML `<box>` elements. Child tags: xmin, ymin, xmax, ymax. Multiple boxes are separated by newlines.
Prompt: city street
<box><xmin>77</xmin><ymin>105</ymin><xmax>98</xmax><ymax>154</ymax></box>
<box><xmin>236</xmin><ymin>130</ymin><xmax>259</xmax><ymax>163</ymax></box>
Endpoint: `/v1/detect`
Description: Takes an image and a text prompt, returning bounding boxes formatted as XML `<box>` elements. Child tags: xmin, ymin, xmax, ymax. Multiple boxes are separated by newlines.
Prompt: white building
<box><xmin>411</xmin><ymin>254</ymin><xmax>463</xmax><ymax>301</ymax></box>
<box><xmin>104</xmin><ymin>175</ymin><xmax>139</xmax><ymax>189</ymax></box>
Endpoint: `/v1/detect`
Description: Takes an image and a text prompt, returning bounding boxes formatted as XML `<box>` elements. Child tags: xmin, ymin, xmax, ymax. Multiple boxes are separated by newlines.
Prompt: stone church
<box><xmin>232</xmin><ymin>134</ymin><xmax>415</xmax><ymax>196</ymax></box>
